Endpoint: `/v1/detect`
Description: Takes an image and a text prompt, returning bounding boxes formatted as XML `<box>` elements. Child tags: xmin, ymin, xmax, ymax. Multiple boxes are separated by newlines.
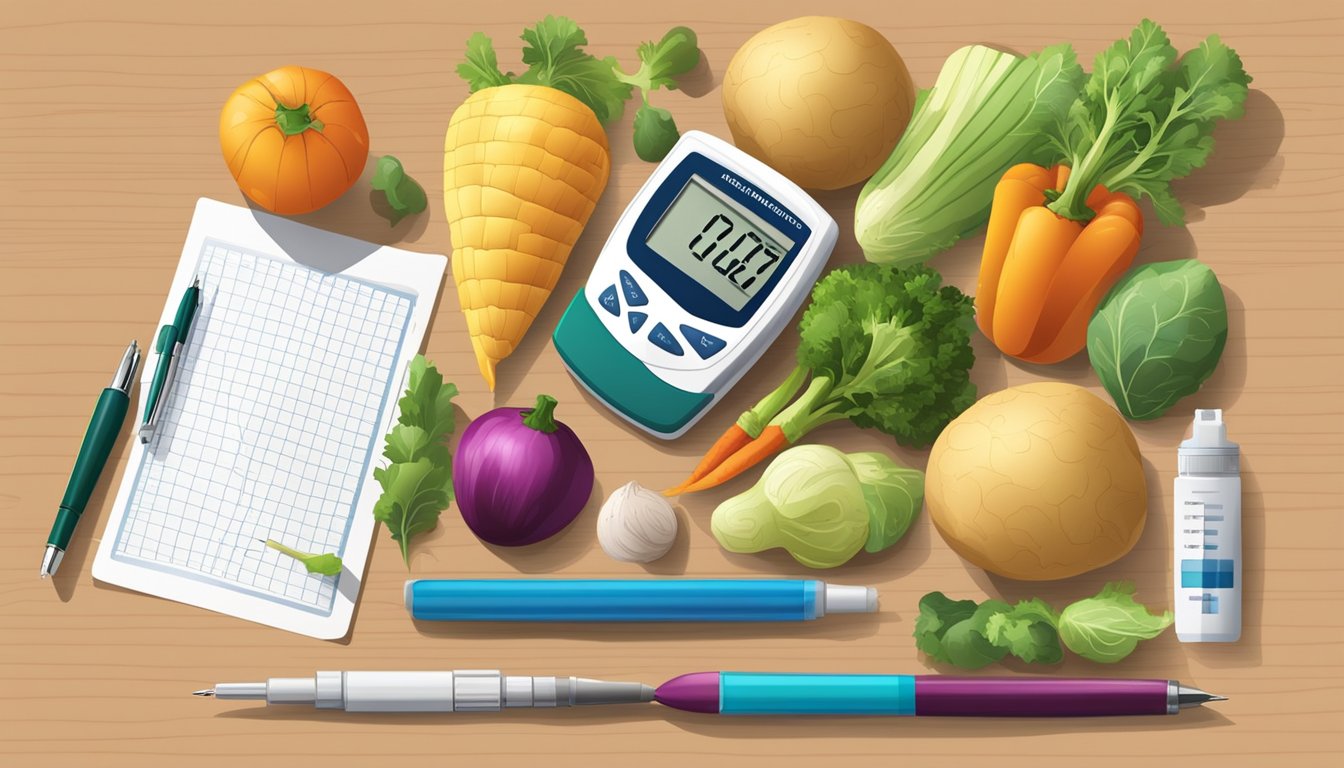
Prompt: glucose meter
<box><xmin>553</xmin><ymin>131</ymin><xmax>838</xmax><ymax>439</ymax></box>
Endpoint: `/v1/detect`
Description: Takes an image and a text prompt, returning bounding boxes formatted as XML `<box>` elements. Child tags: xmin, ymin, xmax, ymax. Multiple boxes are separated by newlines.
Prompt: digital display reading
<box><xmin>644</xmin><ymin>176</ymin><xmax>796</xmax><ymax>310</ymax></box>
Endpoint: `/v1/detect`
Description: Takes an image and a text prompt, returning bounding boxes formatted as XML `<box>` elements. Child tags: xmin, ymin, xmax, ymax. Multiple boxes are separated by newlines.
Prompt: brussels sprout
<box><xmin>710</xmin><ymin>445</ymin><xmax>922</xmax><ymax>569</ymax></box>
<box><xmin>1088</xmin><ymin>260</ymin><xmax>1229</xmax><ymax>421</ymax></box>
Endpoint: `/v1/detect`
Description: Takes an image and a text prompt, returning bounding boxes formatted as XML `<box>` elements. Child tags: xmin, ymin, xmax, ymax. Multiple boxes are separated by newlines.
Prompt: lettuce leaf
<box><xmin>1088</xmin><ymin>259</ymin><xmax>1229</xmax><ymax>420</ymax></box>
<box><xmin>372</xmin><ymin>459</ymin><xmax>454</xmax><ymax>567</ymax></box>
<box><xmin>1058</xmin><ymin>582</ymin><xmax>1174</xmax><ymax>663</ymax></box>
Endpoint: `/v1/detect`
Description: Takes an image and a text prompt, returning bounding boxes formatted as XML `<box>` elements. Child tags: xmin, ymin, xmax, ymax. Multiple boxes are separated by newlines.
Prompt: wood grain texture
<box><xmin>1</xmin><ymin>1</ymin><xmax>1341</xmax><ymax>766</ymax></box>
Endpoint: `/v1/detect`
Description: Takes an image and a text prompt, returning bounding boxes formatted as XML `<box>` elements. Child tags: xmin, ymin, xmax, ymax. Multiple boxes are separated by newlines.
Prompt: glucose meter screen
<box><xmin>645</xmin><ymin>176</ymin><xmax>795</xmax><ymax>310</ymax></box>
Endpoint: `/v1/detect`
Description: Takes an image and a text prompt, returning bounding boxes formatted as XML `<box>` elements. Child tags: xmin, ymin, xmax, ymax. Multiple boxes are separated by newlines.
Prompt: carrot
<box><xmin>444</xmin><ymin>84</ymin><xmax>610</xmax><ymax>390</ymax></box>
<box><xmin>677</xmin><ymin>425</ymin><xmax>790</xmax><ymax>495</ymax></box>
<box><xmin>666</xmin><ymin>364</ymin><xmax>809</xmax><ymax>495</ymax></box>
<box><xmin>664</xmin><ymin>423</ymin><xmax>753</xmax><ymax>496</ymax></box>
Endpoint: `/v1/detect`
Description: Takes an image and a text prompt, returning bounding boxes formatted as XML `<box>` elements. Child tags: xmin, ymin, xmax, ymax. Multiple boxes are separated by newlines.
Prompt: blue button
<box><xmin>648</xmin><ymin>323</ymin><xmax>683</xmax><ymax>356</ymax></box>
<box><xmin>598</xmin><ymin>284</ymin><xmax>620</xmax><ymax>316</ymax></box>
<box><xmin>628</xmin><ymin>311</ymin><xmax>648</xmax><ymax>333</ymax></box>
<box><xmin>680</xmin><ymin>324</ymin><xmax>727</xmax><ymax>360</ymax></box>
<box><xmin>619</xmin><ymin>270</ymin><xmax>648</xmax><ymax>307</ymax></box>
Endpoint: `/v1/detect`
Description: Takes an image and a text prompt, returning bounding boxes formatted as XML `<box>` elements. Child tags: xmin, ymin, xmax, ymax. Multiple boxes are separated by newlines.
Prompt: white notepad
<box><xmin>92</xmin><ymin>198</ymin><xmax>445</xmax><ymax>639</ymax></box>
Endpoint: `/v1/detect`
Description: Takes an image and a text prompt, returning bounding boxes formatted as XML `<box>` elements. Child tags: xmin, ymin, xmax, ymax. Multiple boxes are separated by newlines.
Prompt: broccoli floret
<box><xmin>791</xmin><ymin>264</ymin><xmax>976</xmax><ymax>448</ymax></box>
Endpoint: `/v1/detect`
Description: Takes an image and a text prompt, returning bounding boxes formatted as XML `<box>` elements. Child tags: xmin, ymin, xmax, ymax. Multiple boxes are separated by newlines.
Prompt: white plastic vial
<box><xmin>1174</xmin><ymin>409</ymin><xmax>1242</xmax><ymax>642</ymax></box>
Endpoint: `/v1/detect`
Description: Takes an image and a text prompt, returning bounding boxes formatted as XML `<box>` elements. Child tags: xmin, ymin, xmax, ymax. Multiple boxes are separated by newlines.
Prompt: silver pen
<box><xmin>194</xmin><ymin>670</ymin><xmax>654</xmax><ymax>712</ymax></box>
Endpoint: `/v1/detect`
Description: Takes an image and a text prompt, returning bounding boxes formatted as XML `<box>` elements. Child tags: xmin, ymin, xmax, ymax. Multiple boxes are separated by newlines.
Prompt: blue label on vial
<box><xmin>1181</xmin><ymin>559</ymin><xmax>1235</xmax><ymax>589</ymax></box>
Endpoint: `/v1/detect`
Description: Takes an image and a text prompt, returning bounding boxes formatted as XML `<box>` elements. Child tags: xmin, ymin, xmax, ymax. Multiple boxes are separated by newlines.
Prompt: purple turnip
<box><xmin>453</xmin><ymin>394</ymin><xmax>594</xmax><ymax>546</ymax></box>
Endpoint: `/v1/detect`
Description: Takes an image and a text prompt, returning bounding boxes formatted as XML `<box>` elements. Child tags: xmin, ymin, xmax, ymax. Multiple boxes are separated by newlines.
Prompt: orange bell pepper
<box><xmin>975</xmin><ymin>163</ymin><xmax>1143</xmax><ymax>364</ymax></box>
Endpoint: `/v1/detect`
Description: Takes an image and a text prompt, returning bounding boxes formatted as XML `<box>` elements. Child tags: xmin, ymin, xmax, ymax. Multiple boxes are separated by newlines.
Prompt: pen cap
<box><xmin>822</xmin><ymin>584</ymin><xmax>878</xmax><ymax>614</ymax></box>
<box><xmin>1178</xmin><ymin>410</ymin><xmax>1239</xmax><ymax>476</ymax></box>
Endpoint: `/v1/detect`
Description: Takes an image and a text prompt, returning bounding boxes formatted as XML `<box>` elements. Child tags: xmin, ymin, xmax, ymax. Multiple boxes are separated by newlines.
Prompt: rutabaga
<box><xmin>854</xmin><ymin>44</ymin><xmax>1082</xmax><ymax>266</ymax></box>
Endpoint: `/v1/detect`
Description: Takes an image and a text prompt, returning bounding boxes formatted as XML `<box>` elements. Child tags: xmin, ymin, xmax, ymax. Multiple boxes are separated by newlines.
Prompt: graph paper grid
<box><xmin>111</xmin><ymin>238</ymin><xmax>414</xmax><ymax>615</ymax></box>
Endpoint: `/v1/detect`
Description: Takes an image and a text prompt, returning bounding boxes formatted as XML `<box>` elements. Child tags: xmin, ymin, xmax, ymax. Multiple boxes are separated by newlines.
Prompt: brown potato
<box><xmin>722</xmin><ymin>17</ymin><xmax>915</xmax><ymax>191</ymax></box>
<box><xmin>926</xmin><ymin>382</ymin><xmax>1148</xmax><ymax>581</ymax></box>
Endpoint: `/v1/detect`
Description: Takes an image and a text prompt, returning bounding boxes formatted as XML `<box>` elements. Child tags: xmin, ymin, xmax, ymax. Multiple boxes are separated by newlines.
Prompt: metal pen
<box><xmin>196</xmin><ymin>669</ymin><xmax>1226</xmax><ymax>718</ymax></box>
<box><xmin>139</xmin><ymin>276</ymin><xmax>201</xmax><ymax>443</ymax></box>
<box><xmin>41</xmin><ymin>341</ymin><xmax>140</xmax><ymax>577</ymax></box>
<box><xmin>195</xmin><ymin>670</ymin><xmax>653</xmax><ymax>712</ymax></box>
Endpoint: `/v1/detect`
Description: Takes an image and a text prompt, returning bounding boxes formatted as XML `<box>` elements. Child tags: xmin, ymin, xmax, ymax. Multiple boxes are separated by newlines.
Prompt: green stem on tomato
<box><xmin>274</xmin><ymin>103</ymin><xmax>324</xmax><ymax>135</ymax></box>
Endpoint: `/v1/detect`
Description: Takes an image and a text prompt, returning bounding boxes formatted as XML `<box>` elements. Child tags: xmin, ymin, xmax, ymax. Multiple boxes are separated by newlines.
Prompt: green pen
<box><xmin>41</xmin><ymin>341</ymin><xmax>141</xmax><ymax>578</ymax></box>
<box><xmin>138</xmin><ymin>276</ymin><xmax>201</xmax><ymax>444</ymax></box>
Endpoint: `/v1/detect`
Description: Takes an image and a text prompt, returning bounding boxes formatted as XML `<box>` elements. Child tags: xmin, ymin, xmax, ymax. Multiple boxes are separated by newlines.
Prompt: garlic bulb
<box><xmin>597</xmin><ymin>481</ymin><xmax>678</xmax><ymax>563</ymax></box>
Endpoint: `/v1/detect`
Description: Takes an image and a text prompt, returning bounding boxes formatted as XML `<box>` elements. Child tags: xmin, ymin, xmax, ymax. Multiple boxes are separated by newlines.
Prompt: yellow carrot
<box><xmin>443</xmin><ymin>84</ymin><xmax>611</xmax><ymax>390</ymax></box>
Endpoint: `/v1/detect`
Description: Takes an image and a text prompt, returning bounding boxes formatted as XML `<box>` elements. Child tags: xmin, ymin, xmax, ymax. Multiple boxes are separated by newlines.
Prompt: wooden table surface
<box><xmin>2</xmin><ymin>1</ymin><xmax>1341</xmax><ymax>766</ymax></box>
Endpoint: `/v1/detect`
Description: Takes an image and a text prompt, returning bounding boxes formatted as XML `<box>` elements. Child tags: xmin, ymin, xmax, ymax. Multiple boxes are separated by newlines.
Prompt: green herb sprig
<box><xmin>457</xmin><ymin>16</ymin><xmax>702</xmax><ymax>162</ymax></box>
<box><xmin>915</xmin><ymin>582</ymin><xmax>1173</xmax><ymax>667</ymax></box>
<box><xmin>372</xmin><ymin>355</ymin><xmax>458</xmax><ymax>568</ymax></box>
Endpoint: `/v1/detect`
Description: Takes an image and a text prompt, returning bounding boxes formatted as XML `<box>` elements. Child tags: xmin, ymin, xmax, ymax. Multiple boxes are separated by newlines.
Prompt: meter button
<box><xmin>680</xmin><ymin>325</ymin><xmax>727</xmax><ymax>360</ymax></box>
<box><xmin>648</xmin><ymin>323</ymin><xmax>684</xmax><ymax>356</ymax></box>
<box><xmin>619</xmin><ymin>270</ymin><xmax>648</xmax><ymax>307</ymax></box>
<box><xmin>598</xmin><ymin>284</ymin><xmax>620</xmax><ymax>316</ymax></box>
<box><xmin>628</xmin><ymin>311</ymin><xmax>648</xmax><ymax>333</ymax></box>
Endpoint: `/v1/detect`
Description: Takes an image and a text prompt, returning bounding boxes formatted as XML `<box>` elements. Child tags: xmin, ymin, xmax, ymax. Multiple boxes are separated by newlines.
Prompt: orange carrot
<box><xmin>664</xmin><ymin>423</ymin><xmax>753</xmax><ymax>496</ymax></box>
<box><xmin>677</xmin><ymin>425</ymin><xmax>789</xmax><ymax>495</ymax></box>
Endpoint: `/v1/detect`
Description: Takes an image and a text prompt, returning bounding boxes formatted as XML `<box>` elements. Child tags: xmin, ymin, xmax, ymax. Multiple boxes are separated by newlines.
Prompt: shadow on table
<box><xmin>51</xmin><ymin>432</ymin><xmax>135</xmax><ymax>602</ymax></box>
<box><xmin>245</xmin><ymin>156</ymin><xmax>432</xmax><ymax>275</ymax></box>
<box><xmin>213</xmin><ymin>700</ymin><xmax>1232</xmax><ymax>733</ymax></box>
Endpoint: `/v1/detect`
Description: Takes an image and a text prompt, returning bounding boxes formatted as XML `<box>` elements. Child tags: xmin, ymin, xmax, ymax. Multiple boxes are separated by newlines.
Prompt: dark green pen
<box><xmin>138</xmin><ymin>276</ymin><xmax>201</xmax><ymax>444</ymax></box>
<box><xmin>41</xmin><ymin>341</ymin><xmax>141</xmax><ymax>578</ymax></box>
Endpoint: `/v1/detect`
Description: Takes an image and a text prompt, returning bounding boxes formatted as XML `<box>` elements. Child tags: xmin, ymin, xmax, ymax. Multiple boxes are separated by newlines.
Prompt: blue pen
<box><xmin>404</xmin><ymin>579</ymin><xmax>877</xmax><ymax>622</ymax></box>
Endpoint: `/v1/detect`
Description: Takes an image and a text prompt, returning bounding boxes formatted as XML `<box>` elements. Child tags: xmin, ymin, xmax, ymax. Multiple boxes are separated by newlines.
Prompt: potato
<box><xmin>926</xmin><ymin>382</ymin><xmax>1147</xmax><ymax>581</ymax></box>
<box><xmin>722</xmin><ymin>16</ymin><xmax>915</xmax><ymax>190</ymax></box>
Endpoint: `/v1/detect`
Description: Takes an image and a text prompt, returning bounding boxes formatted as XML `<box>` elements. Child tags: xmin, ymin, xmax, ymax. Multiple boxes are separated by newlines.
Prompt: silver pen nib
<box><xmin>1176</xmin><ymin>684</ymin><xmax>1228</xmax><ymax>709</ymax></box>
<box><xmin>192</xmin><ymin>689</ymin><xmax>215</xmax><ymax>697</ymax></box>
<box><xmin>39</xmin><ymin>545</ymin><xmax>64</xmax><ymax>579</ymax></box>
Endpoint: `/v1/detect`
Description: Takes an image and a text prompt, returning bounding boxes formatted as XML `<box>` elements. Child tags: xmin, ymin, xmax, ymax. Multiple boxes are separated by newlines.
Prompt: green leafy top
<box><xmin>914</xmin><ymin>582</ymin><xmax>1171</xmax><ymax>668</ymax></box>
<box><xmin>1048</xmin><ymin>19</ymin><xmax>1251</xmax><ymax>224</ymax></box>
<box><xmin>790</xmin><ymin>264</ymin><xmax>977</xmax><ymax>447</ymax></box>
<box><xmin>373</xmin><ymin>355</ymin><xmax>458</xmax><ymax>568</ymax></box>
<box><xmin>455</xmin><ymin>16</ymin><xmax>702</xmax><ymax>161</ymax></box>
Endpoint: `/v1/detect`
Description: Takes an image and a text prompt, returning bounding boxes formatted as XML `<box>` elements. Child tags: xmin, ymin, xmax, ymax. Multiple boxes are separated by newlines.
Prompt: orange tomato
<box><xmin>219</xmin><ymin>66</ymin><xmax>369</xmax><ymax>215</ymax></box>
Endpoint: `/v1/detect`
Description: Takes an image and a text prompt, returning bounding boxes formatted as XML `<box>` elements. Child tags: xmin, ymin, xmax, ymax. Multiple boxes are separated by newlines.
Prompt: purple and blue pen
<box><xmin>654</xmin><ymin>672</ymin><xmax>1225</xmax><ymax>717</ymax></box>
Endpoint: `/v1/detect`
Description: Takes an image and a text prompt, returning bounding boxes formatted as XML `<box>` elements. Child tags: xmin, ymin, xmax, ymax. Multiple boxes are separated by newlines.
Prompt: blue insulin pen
<box><xmin>405</xmin><ymin>579</ymin><xmax>877</xmax><ymax>622</ymax></box>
